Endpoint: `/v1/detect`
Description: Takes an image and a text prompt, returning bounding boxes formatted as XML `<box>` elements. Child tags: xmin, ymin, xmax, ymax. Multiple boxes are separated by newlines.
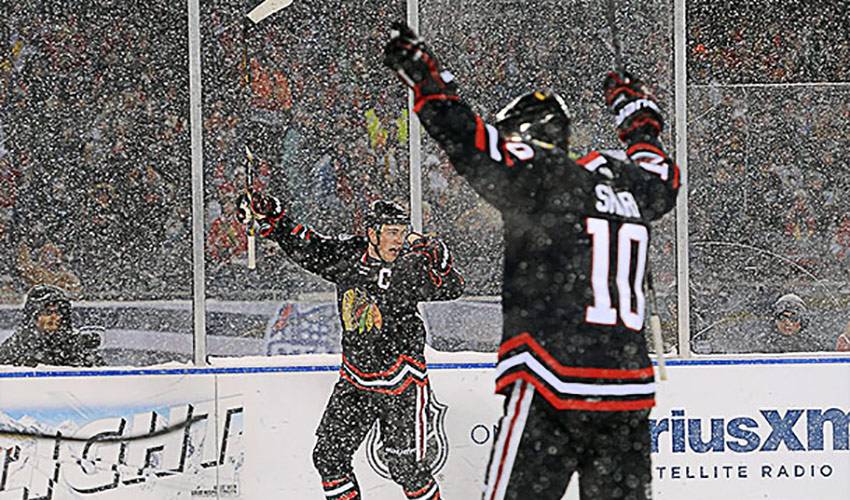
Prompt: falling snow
<box><xmin>0</xmin><ymin>0</ymin><xmax>846</xmax><ymax>368</ymax></box>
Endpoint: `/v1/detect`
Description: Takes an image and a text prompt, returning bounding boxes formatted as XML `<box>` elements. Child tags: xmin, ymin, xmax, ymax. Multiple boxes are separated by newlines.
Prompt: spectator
<box><xmin>207</xmin><ymin>195</ymin><xmax>248</xmax><ymax>265</ymax></box>
<box><xmin>836</xmin><ymin>322</ymin><xmax>850</xmax><ymax>352</ymax></box>
<box><xmin>752</xmin><ymin>293</ymin><xmax>823</xmax><ymax>353</ymax></box>
<box><xmin>0</xmin><ymin>284</ymin><xmax>103</xmax><ymax>367</ymax></box>
<box><xmin>16</xmin><ymin>242</ymin><xmax>82</xmax><ymax>296</ymax></box>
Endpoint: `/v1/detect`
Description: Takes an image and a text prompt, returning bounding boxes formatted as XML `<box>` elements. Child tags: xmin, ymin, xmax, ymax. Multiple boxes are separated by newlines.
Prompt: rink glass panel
<box><xmin>0</xmin><ymin>2</ymin><xmax>193</xmax><ymax>366</ymax></box>
<box><xmin>200</xmin><ymin>0</ymin><xmax>409</xmax><ymax>357</ymax></box>
<box><xmin>687</xmin><ymin>85</ymin><xmax>850</xmax><ymax>354</ymax></box>
<box><xmin>419</xmin><ymin>0</ymin><xmax>679</xmax><ymax>352</ymax></box>
<box><xmin>686</xmin><ymin>0</ymin><xmax>850</xmax><ymax>354</ymax></box>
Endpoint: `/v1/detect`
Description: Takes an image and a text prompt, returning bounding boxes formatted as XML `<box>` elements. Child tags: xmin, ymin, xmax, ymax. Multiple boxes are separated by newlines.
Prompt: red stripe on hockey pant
<box><xmin>495</xmin><ymin>372</ymin><xmax>655</xmax><ymax>411</ymax></box>
<box><xmin>338</xmin><ymin>491</ymin><xmax>359</xmax><ymax>500</ymax></box>
<box><xmin>489</xmin><ymin>381</ymin><xmax>528</xmax><ymax>500</ymax></box>
<box><xmin>498</xmin><ymin>333</ymin><xmax>654</xmax><ymax>379</ymax></box>
<box><xmin>322</xmin><ymin>477</ymin><xmax>348</xmax><ymax>487</ymax></box>
<box><xmin>475</xmin><ymin>115</ymin><xmax>487</xmax><ymax>151</ymax></box>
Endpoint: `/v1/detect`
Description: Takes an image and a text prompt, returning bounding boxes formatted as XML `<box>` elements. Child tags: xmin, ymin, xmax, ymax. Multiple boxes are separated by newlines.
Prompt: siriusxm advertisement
<box><xmin>0</xmin><ymin>357</ymin><xmax>846</xmax><ymax>499</ymax></box>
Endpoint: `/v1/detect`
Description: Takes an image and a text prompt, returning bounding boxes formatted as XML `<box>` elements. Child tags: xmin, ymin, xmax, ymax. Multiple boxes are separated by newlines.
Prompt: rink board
<box><xmin>0</xmin><ymin>353</ymin><xmax>848</xmax><ymax>500</ymax></box>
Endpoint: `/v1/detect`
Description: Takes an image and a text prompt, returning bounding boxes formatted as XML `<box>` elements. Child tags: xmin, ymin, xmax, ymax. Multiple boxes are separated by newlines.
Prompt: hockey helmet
<box><xmin>23</xmin><ymin>284</ymin><xmax>72</xmax><ymax>329</ymax></box>
<box><xmin>495</xmin><ymin>89</ymin><xmax>571</xmax><ymax>150</ymax></box>
<box><xmin>365</xmin><ymin>200</ymin><xmax>409</xmax><ymax>235</ymax></box>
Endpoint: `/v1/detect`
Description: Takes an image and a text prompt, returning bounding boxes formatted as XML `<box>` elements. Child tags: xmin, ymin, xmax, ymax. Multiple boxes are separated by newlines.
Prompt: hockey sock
<box><xmin>320</xmin><ymin>475</ymin><xmax>360</xmax><ymax>500</ymax></box>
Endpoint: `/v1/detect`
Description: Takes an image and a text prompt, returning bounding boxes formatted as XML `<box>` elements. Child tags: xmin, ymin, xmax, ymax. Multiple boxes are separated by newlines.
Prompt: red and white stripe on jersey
<box><xmin>405</xmin><ymin>479</ymin><xmax>440</xmax><ymax>500</ymax></box>
<box><xmin>495</xmin><ymin>333</ymin><xmax>655</xmax><ymax>411</ymax></box>
<box><xmin>472</xmin><ymin>115</ymin><xmax>534</xmax><ymax>168</ymax></box>
<box><xmin>289</xmin><ymin>223</ymin><xmax>315</xmax><ymax>241</ymax></box>
<box><xmin>576</xmin><ymin>150</ymin><xmax>608</xmax><ymax>172</ymax></box>
<box><xmin>322</xmin><ymin>477</ymin><xmax>358</xmax><ymax>500</ymax></box>
<box><xmin>626</xmin><ymin>142</ymin><xmax>681</xmax><ymax>189</ymax></box>
<box><xmin>340</xmin><ymin>354</ymin><xmax>429</xmax><ymax>395</ymax></box>
<box><xmin>483</xmin><ymin>379</ymin><xmax>534</xmax><ymax>500</ymax></box>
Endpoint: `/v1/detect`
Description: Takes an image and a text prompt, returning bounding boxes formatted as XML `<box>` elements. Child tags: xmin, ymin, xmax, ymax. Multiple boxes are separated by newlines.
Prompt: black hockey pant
<box><xmin>483</xmin><ymin>379</ymin><xmax>652</xmax><ymax>500</ymax></box>
<box><xmin>312</xmin><ymin>379</ymin><xmax>441</xmax><ymax>500</ymax></box>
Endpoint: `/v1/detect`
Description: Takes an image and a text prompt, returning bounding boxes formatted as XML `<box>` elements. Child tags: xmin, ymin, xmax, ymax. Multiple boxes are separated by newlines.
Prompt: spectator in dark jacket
<box><xmin>753</xmin><ymin>293</ymin><xmax>823</xmax><ymax>353</ymax></box>
<box><xmin>0</xmin><ymin>285</ymin><xmax>103</xmax><ymax>367</ymax></box>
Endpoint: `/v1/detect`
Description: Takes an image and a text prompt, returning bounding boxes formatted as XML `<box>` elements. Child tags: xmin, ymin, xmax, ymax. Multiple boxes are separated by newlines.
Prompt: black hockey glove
<box><xmin>383</xmin><ymin>22</ymin><xmax>457</xmax><ymax>106</ymax></box>
<box><xmin>408</xmin><ymin>236</ymin><xmax>453</xmax><ymax>286</ymax></box>
<box><xmin>236</xmin><ymin>192</ymin><xmax>285</xmax><ymax>238</ymax></box>
<box><xmin>76</xmin><ymin>325</ymin><xmax>104</xmax><ymax>349</ymax></box>
<box><xmin>603</xmin><ymin>71</ymin><xmax>664</xmax><ymax>142</ymax></box>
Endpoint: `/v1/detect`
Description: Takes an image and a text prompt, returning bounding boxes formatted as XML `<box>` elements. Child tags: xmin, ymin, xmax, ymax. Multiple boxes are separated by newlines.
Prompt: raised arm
<box><xmin>382</xmin><ymin>23</ymin><xmax>538</xmax><ymax>207</ymax></box>
<box><xmin>604</xmin><ymin>71</ymin><xmax>680</xmax><ymax>220</ymax></box>
<box><xmin>237</xmin><ymin>192</ymin><xmax>361</xmax><ymax>282</ymax></box>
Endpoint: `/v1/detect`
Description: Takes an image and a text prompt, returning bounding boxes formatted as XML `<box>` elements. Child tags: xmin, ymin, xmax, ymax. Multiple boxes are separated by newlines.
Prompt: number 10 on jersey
<box><xmin>585</xmin><ymin>217</ymin><xmax>648</xmax><ymax>331</ymax></box>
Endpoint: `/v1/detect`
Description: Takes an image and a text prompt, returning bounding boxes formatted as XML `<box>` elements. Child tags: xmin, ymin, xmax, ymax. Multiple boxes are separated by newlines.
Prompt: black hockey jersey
<box><xmin>268</xmin><ymin>217</ymin><xmax>464</xmax><ymax>395</ymax></box>
<box><xmin>417</xmin><ymin>95</ymin><xmax>679</xmax><ymax>411</ymax></box>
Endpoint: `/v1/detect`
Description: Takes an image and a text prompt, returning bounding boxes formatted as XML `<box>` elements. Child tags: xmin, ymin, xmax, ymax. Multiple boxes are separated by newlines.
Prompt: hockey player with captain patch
<box><xmin>237</xmin><ymin>194</ymin><xmax>463</xmax><ymax>500</ymax></box>
<box><xmin>384</xmin><ymin>23</ymin><xmax>679</xmax><ymax>500</ymax></box>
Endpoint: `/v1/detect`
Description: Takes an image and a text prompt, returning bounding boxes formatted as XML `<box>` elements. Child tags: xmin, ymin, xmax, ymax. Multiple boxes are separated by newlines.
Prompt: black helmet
<box><xmin>495</xmin><ymin>89</ymin><xmax>571</xmax><ymax>151</ymax></box>
<box><xmin>23</xmin><ymin>284</ymin><xmax>72</xmax><ymax>328</ymax></box>
<box><xmin>365</xmin><ymin>200</ymin><xmax>409</xmax><ymax>234</ymax></box>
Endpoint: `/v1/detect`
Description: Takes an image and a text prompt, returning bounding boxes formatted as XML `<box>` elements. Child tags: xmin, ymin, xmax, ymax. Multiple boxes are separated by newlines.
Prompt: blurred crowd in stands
<box><xmin>688</xmin><ymin>0</ymin><xmax>849</xmax><ymax>84</ymax></box>
<box><xmin>1</xmin><ymin>1</ymin><xmax>192</xmax><ymax>303</ymax></box>
<box><xmin>0</xmin><ymin>0</ymin><xmax>847</xmax><ymax>362</ymax></box>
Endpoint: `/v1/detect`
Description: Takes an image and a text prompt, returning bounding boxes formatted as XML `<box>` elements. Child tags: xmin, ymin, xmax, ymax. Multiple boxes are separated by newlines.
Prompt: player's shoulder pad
<box><xmin>338</xmin><ymin>233</ymin><xmax>370</xmax><ymax>250</ymax></box>
<box><xmin>599</xmin><ymin>149</ymin><xmax>628</xmax><ymax>162</ymax></box>
<box><xmin>575</xmin><ymin>149</ymin><xmax>619</xmax><ymax>180</ymax></box>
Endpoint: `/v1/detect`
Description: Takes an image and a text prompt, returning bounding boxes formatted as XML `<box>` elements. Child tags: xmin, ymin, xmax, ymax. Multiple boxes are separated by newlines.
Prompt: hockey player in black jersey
<box><xmin>384</xmin><ymin>24</ymin><xmax>679</xmax><ymax>500</ymax></box>
<box><xmin>237</xmin><ymin>195</ymin><xmax>463</xmax><ymax>500</ymax></box>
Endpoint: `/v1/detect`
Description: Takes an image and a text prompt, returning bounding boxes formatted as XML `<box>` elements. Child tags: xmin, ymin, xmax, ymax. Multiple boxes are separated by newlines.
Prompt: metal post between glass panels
<box><xmin>674</xmin><ymin>0</ymin><xmax>691</xmax><ymax>357</ymax></box>
<box><xmin>188</xmin><ymin>0</ymin><xmax>207</xmax><ymax>366</ymax></box>
<box><xmin>407</xmin><ymin>0</ymin><xmax>423</xmax><ymax>234</ymax></box>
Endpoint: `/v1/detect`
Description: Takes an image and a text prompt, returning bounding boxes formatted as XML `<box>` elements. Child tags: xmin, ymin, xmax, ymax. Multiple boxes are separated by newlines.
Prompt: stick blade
<box><xmin>247</xmin><ymin>0</ymin><xmax>294</xmax><ymax>24</ymax></box>
<box><xmin>247</xmin><ymin>234</ymin><xmax>257</xmax><ymax>269</ymax></box>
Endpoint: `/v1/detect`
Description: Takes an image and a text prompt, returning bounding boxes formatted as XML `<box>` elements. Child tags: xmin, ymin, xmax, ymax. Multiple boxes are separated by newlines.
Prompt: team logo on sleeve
<box><xmin>365</xmin><ymin>388</ymin><xmax>449</xmax><ymax>478</ymax></box>
<box><xmin>341</xmin><ymin>288</ymin><xmax>383</xmax><ymax>333</ymax></box>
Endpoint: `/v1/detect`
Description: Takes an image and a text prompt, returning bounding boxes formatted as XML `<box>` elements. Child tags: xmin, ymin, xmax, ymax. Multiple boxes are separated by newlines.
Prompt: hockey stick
<box><xmin>240</xmin><ymin>3</ymin><xmax>295</xmax><ymax>269</ymax></box>
<box><xmin>245</xmin><ymin>145</ymin><xmax>257</xmax><ymax>269</ymax></box>
<box><xmin>605</xmin><ymin>0</ymin><xmax>668</xmax><ymax>380</ymax></box>
<box><xmin>241</xmin><ymin>20</ymin><xmax>257</xmax><ymax>270</ymax></box>
<box><xmin>247</xmin><ymin>0</ymin><xmax>293</xmax><ymax>24</ymax></box>
<box><xmin>605</xmin><ymin>0</ymin><xmax>625</xmax><ymax>75</ymax></box>
<box><xmin>0</xmin><ymin>415</ymin><xmax>207</xmax><ymax>443</ymax></box>
<box><xmin>645</xmin><ymin>264</ymin><xmax>668</xmax><ymax>380</ymax></box>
